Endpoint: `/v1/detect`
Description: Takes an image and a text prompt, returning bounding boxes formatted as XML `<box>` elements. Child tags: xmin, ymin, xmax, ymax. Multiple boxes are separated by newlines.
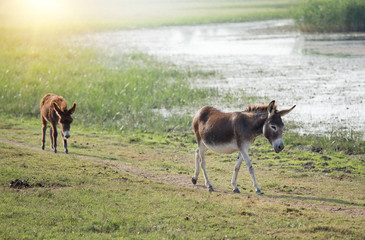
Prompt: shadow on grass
<box><xmin>265</xmin><ymin>194</ymin><xmax>364</xmax><ymax>207</ymax></box>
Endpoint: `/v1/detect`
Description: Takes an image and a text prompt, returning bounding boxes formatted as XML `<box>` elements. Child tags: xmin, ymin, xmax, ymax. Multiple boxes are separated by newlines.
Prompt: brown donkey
<box><xmin>192</xmin><ymin>100</ymin><xmax>295</xmax><ymax>194</ymax></box>
<box><xmin>40</xmin><ymin>94</ymin><xmax>76</xmax><ymax>154</ymax></box>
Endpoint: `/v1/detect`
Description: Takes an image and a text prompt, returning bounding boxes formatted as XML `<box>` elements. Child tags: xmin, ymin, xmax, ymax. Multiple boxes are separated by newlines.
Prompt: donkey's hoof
<box><xmin>54</xmin><ymin>149</ymin><xmax>57</xmax><ymax>154</ymax></box>
<box><xmin>256</xmin><ymin>190</ymin><xmax>264</xmax><ymax>195</ymax></box>
<box><xmin>192</xmin><ymin>177</ymin><xmax>197</xmax><ymax>185</ymax></box>
<box><xmin>233</xmin><ymin>188</ymin><xmax>241</xmax><ymax>193</ymax></box>
<box><xmin>208</xmin><ymin>185</ymin><xmax>214</xmax><ymax>192</ymax></box>
<box><xmin>65</xmin><ymin>149</ymin><xmax>68</xmax><ymax>154</ymax></box>
<box><xmin>41</xmin><ymin>145</ymin><xmax>45</xmax><ymax>150</ymax></box>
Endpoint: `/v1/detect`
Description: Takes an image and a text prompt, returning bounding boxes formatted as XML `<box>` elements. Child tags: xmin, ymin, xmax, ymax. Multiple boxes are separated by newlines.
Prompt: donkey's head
<box><xmin>53</xmin><ymin>102</ymin><xmax>76</xmax><ymax>139</ymax></box>
<box><xmin>263</xmin><ymin>100</ymin><xmax>295</xmax><ymax>153</ymax></box>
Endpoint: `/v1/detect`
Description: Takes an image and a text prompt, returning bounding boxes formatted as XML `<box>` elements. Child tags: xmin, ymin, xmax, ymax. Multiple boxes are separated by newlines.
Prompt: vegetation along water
<box><xmin>0</xmin><ymin>0</ymin><xmax>364</xmax><ymax>239</ymax></box>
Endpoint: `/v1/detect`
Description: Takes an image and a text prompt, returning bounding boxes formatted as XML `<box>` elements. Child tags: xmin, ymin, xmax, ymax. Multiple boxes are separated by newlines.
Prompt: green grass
<box><xmin>293</xmin><ymin>0</ymin><xmax>365</xmax><ymax>32</ymax></box>
<box><xmin>285</xmin><ymin>130</ymin><xmax>365</xmax><ymax>155</ymax></box>
<box><xmin>1</xmin><ymin>118</ymin><xmax>364</xmax><ymax>239</ymax></box>
<box><xmin>0</xmin><ymin>29</ymin><xmax>220</xmax><ymax>133</ymax></box>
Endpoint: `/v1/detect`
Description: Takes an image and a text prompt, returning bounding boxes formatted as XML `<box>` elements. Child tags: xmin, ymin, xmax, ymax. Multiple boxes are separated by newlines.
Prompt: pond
<box><xmin>80</xmin><ymin>19</ymin><xmax>365</xmax><ymax>137</ymax></box>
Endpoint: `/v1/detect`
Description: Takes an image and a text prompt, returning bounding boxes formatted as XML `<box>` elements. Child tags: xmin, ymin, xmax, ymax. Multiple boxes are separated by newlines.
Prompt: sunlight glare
<box><xmin>16</xmin><ymin>0</ymin><xmax>71</xmax><ymax>25</ymax></box>
<box><xmin>24</xmin><ymin>0</ymin><xmax>65</xmax><ymax>18</ymax></box>
<box><xmin>31</xmin><ymin>0</ymin><xmax>60</xmax><ymax>13</ymax></box>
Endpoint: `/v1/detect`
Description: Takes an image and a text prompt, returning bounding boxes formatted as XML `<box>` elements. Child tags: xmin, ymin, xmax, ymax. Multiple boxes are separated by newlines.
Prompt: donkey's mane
<box><xmin>244</xmin><ymin>104</ymin><xmax>277</xmax><ymax>113</ymax></box>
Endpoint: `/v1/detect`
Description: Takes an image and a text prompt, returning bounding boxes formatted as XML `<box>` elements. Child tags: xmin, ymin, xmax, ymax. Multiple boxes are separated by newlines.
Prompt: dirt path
<box><xmin>1</xmin><ymin>137</ymin><xmax>364</xmax><ymax>218</ymax></box>
<box><xmin>0</xmin><ymin>137</ymin><xmax>210</xmax><ymax>192</ymax></box>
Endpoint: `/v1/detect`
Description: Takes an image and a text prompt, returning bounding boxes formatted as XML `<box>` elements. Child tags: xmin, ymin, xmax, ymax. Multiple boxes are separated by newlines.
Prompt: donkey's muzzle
<box><xmin>64</xmin><ymin>131</ymin><xmax>70</xmax><ymax>139</ymax></box>
<box><xmin>273</xmin><ymin>138</ymin><xmax>284</xmax><ymax>153</ymax></box>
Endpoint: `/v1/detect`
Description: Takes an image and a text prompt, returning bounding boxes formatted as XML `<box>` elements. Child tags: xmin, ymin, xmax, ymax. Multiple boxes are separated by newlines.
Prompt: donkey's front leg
<box><xmin>241</xmin><ymin>149</ymin><xmax>263</xmax><ymax>194</ymax></box>
<box><xmin>61</xmin><ymin>132</ymin><xmax>68</xmax><ymax>154</ymax></box>
<box><xmin>231</xmin><ymin>153</ymin><xmax>243</xmax><ymax>193</ymax></box>
<box><xmin>63</xmin><ymin>139</ymin><xmax>68</xmax><ymax>154</ymax></box>
<box><xmin>51</xmin><ymin>124</ymin><xmax>58</xmax><ymax>153</ymax></box>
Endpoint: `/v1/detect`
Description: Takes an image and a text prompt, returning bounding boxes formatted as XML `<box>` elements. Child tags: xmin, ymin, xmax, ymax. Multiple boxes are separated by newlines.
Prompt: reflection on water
<box><xmin>79</xmin><ymin>20</ymin><xmax>365</xmax><ymax>137</ymax></box>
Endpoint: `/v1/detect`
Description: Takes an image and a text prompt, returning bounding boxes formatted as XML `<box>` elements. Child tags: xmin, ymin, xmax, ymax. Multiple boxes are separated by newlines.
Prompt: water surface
<box><xmin>80</xmin><ymin>20</ymin><xmax>365</xmax><ymax>136</ymax></box>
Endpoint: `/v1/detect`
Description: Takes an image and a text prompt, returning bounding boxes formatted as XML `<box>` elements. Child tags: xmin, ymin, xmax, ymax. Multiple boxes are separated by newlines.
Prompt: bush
<box><xmin>293</xmin><ymin>0</ymin><xmax>365</xmax><ymax>32</ymax></box>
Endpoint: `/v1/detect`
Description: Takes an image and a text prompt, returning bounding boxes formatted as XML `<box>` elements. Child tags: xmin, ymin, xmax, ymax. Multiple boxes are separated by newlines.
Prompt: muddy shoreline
<box><xmin>79</xmin><ymin>19</ymin><xmax>365</xmax><ymax>137</ymax></box>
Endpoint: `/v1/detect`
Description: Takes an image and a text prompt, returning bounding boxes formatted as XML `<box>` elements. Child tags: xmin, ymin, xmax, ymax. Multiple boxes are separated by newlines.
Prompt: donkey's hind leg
<box><xmin>199</xmin><ymin>145</ymin><xmax>214</xmax><ymax>191</ymax></box>
<box><xmin>192</xmin><ymin>148</ymin><xmax>201</xmax><ymax>185</ymax></box>
<box><xmin>49</xmin><ymin>127</ymin><xmax>54</xmax><ymax>150</ymax></box>
<box><xmin>41</xmin><ymin>118</ymin><xmax>47</xmax><ymax>150</ymax></box>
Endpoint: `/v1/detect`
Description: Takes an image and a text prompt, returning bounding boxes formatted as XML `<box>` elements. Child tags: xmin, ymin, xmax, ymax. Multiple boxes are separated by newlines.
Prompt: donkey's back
<box><xmin>193</xmin><ymin>106</ymin><xmax>241</xmax><ymax>154</ymax></box>
<box><xmin>40</xmin><ymin>94</ymin><xmax>68</xmax><ymax>123</ymax></box>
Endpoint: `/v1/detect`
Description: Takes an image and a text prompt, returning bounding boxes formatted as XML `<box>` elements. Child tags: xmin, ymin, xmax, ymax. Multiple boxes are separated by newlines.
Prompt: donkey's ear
<box><xmin>53</xmin><ymin>103</ymin><xmax>63</xmax><ymax>117</ymax></box>
<box><xmin>268</xmin><ymin>100</ymin><xmax>276</xmax><ymax>117</ymax></box>
<box><xmin>68</xmin><ymin>103</ymin><xmax>76</xmax><ymax>115</ymax></box>
<box><xmin>278</xmin><ymin>105</ymin><xmax>296</xmax><ymax>117</ymax></box>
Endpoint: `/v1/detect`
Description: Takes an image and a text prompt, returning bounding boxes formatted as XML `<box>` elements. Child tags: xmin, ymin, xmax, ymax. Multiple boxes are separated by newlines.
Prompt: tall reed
<box><xmin>293</xmin><ymin>0</ymin><xmax>365</xmax><ymax>32</ymax></box>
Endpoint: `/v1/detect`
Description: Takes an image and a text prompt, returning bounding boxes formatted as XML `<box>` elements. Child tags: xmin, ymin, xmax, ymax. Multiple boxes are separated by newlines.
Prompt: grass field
<box><xmin>1</xmin><ymin>0</ymin><xmax>364</xmax><ymax>239</ymax></box>
<box><xmin>0</xmin><ymin>117</ymin><xmax>364</xmax><ymax>239</ymax></box>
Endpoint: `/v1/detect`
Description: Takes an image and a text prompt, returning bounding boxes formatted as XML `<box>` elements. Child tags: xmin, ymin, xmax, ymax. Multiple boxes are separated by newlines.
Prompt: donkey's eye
<box><xmin>271</xmin><ymin>125</ymin><xmax>277</xmax><ymax>131</ymax></box>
